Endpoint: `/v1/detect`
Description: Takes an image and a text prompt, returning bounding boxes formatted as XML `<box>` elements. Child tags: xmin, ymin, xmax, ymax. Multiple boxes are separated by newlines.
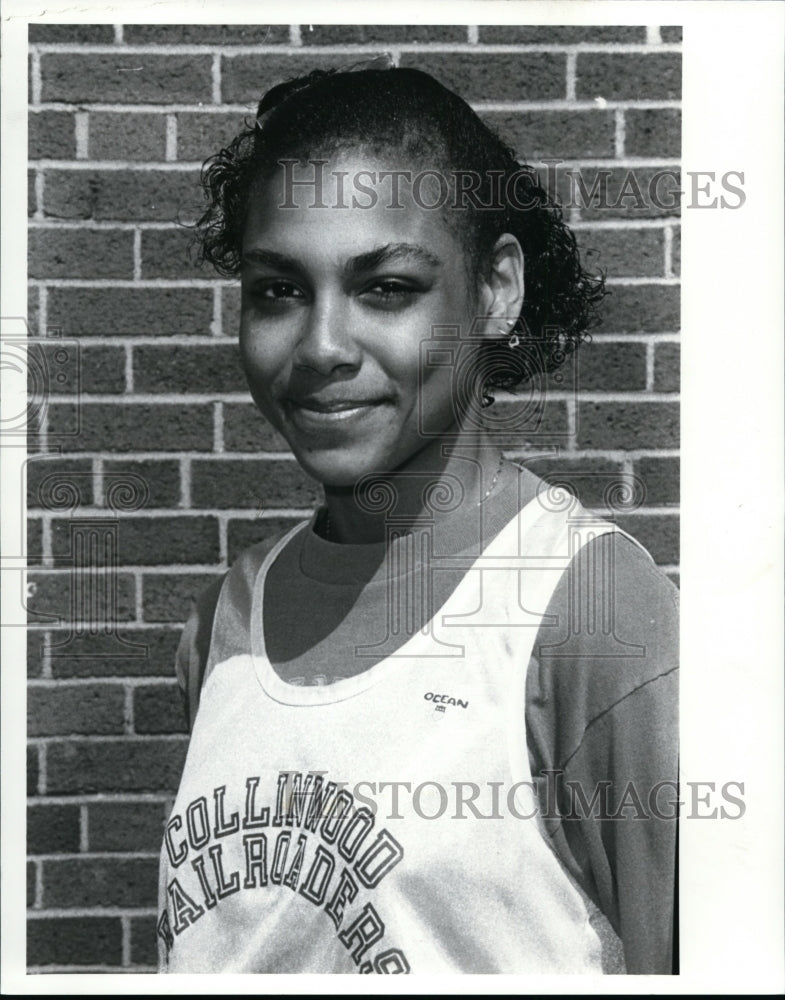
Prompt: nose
<box><xmin>293</xmin><ymin>293</ymin><xmax>361</xmax><ymax>376</ymax></box>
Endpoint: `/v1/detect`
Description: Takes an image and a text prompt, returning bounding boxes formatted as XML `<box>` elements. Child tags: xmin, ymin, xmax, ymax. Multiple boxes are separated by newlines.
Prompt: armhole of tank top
<box><xmin>510</xmin><ymin>504</ymin><xmax>625</xmax><ymax>784</ymax></box>
<box><xmin>195</xmin><ymin>521</ymin><xmax>311</xmax><ymax>707</ymax></box>
<box><xmin>206</xmin><ymin>520</ymin><xmax>312</xmax><ymax>683</ymax></box>
<box><xmin>516</xmin><ymin>508</ymin><xmax>629</xmax><ymax>973</ymax></box>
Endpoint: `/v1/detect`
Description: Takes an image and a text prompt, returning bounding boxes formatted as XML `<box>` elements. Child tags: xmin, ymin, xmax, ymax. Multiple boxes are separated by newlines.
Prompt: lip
<box><xmin>289</xmin><ymin>397</ymin><xmax>384</xmax><ymax>413</ymax></box>
<box><xmin>284</xmin><ymin>397</ymin><xmax>389</xmax><ymax>427</ymax></box>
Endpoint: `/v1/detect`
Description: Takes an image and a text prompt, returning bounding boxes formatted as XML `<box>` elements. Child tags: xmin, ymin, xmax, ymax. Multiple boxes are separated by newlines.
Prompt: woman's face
<box><xmin>239</xmin><ymin>153</ymin><xmax>485</xmax><ymax>488</ymax></box>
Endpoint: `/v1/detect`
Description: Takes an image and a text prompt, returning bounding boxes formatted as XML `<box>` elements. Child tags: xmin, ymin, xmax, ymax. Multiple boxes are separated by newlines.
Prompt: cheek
<box><xmin>239</xmin><ymin>319</ymin><xmax>285</xmax><ymax>385</ymax></box>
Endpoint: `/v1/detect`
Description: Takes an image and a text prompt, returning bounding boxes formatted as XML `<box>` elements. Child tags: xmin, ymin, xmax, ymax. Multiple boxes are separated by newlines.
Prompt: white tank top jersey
<box><xmin>157</xmin><ymin>498</ymin><xmax>629</xmax><ymax>974</ymax></box>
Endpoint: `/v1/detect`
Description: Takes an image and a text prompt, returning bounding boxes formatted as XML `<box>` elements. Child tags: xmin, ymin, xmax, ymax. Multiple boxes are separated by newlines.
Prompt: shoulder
<box><xmin>175</xmin><ymin>518</ymin><xmax>311</xmax><ymax>724</ymax></box>
<box><xmin>527</xmin><ymin>529</ymin><xmax>678</xmax><ymax>765</ymax></box>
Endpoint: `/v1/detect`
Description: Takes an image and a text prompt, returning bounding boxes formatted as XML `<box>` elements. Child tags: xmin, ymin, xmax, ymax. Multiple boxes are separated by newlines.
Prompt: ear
<box><xmin>476</xmin><ymin>233</ymin><xmax>525</xmax><ymax>339</ymax></box>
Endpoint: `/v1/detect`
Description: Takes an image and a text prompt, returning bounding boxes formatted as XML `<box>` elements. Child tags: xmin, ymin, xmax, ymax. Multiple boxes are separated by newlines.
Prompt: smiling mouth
<box><xmin>284</xmin><ymin>398</ymin><xmax>388</xmax><ymax>424</ymax></box>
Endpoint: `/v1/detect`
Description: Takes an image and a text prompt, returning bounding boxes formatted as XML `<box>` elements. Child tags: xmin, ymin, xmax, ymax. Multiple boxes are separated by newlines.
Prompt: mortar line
<box><xmin>74</xmin><ymin>112</ymin><xmax>89</xmax><ymax>159</ymax></box>
<box><xmin>565</xmin><ymin>52</ymin><xmax>577</xmax><ymax>101</ymax></box>
<box><xmin>165</xmin><ymin>113</ymin><xmax>177</xmax><ymax>162</ymax></box>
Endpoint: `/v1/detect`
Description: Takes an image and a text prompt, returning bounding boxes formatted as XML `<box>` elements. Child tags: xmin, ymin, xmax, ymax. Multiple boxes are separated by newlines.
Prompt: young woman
<box><xmin>157</xmin><ymin>65</ymin><xmax>678</xmax><ymax>975</ymax></box>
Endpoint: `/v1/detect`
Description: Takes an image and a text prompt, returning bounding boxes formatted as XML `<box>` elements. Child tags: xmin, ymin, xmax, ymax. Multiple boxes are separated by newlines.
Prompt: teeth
<box><xmin>302</xmin><ymin>402</ymin><xmax>369</xmax><ymax>412</ymax></box>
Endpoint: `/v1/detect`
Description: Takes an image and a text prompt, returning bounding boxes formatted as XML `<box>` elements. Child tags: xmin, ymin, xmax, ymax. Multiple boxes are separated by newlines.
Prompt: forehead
<box><xmin>241</xmin><ymin>151</ymin><xmax>467</xmax><ymax>261</ymax></box>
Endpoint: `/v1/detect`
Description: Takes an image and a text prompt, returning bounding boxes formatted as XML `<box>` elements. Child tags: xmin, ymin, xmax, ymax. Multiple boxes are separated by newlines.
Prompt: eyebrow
<box><xmin>241</xmin><ymin>242</ymin><xmax>442</xmax><ymax>275</ymax></box>
<box><xmin>344</xmin><ymin>243</ymin><xmax>442</xmax><ymax>275</ymax></box>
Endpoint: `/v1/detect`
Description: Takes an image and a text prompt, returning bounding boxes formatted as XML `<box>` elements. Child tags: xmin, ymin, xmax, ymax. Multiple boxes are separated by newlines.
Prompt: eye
<box><xmin>256</xmin><ymin>280</ymin><xmax>305</xmax><ymax>301</ymax></box>
<box><xmin>361</xmin><ymin>279</ymin><xmax>420</xmax><ymax>308</ymax></box>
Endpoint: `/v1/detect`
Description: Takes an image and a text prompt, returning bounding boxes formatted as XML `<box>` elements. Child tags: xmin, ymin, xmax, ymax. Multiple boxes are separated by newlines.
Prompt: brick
<box><xmin>670</xmin><ymin>226</ymin><xmax>680</xmax><ymax>276</ymax></box>
<box><xmin>29</xmin><ymin>24</ymin><xmax>115</xmax><ymax>43</ymax></box>
<box><xmin>46</xmin><ymin>343</ymin><xmax>126</xmax><ymax>393</ymax></box>
<box><xmin>28</xmin><ymin>683</ymin><xmax>126</xmax><ymax>736</ymax></box>
<box><xmin>28</xmin><ymin>915</ymin><xmax>123</xmax><ymax>966</ymax></box>
<box><xmin>482</xmin><ymin>109</ymin><xmax>614</xmax><ymax>160</ymax></box>
<box><xmin>134</xmin><ymin>682</ymin><xmax>188</xmax><ymax>734</ymax></box>
<box><xmin>41</xmin><ymin>53</ymin><xmax>213</xmax><ymax>104</ymax></box>
<box><xmin>26</xmin><ymin>338</ymin><xmax>81</xmax><ymax>403</ymax></box>
<box><xmin>46</xmin><ymin>737</ymin><xmax>189</xmax><ymax>793</ymax></box>
<box><xmin>130</xmin><ymin>915</ymin><xmax>158</xmax><ymax>966</ymax></box>
<box><xmin>27</xmin><ymin>861</ymin><xmax>37</xmax><ymax>907</ymax></box>
<box><xmin>133</xmin><ymin>343</ymin><xmax>245</xmax><ymax>394</ymax></box>
<box><xmin>520</xmin><ymin>455</ymin><xmax>625</xmax><ymax>510</ymax></box>
<box><xmin>102</xmin><ymin>459</ymin><xmax>181</xmax><ymax>509</ymax></box>
<box><xmin>27</xmin><ymin>803</ymin><xmax>81</xmax><ymax>854</ymax></box>
<box><xmin>88</xmin><ymin>800</ymin><xmax>167</xmax><ymax>851</ymax></box>
<box><xmin>42</xmin><ymin>857</ymin><xmax>159</xmax><ymax>908</ymax></box>
<box><xmin>554</xmin><ymin>166</ymin><xmax>682</xmax><ymax>219</ymax></box>
<box><xmin>661</xmin><ymin>27</ymin><xmax>683</xmax><ymax>43</ymax></box>
<box><xmin>89</xmin><ymin>111</ymin><xmax>167</xmax><ymax>161</ymax></box>
<box><xmin>477</xmin><ymin>25</ymin><xmax>647</xmax><ymax>43</ymax></box>
<box><xmin>398</xmin><ymin>52</ymin><xmax>566</xmax><ymax>102</ymax></box>
<box><xmin>633</xmin><ymin>457</ymin><xmax>680</xmax><ymax>506</ymax></box>
<box><xmin>654</xmin><ymin>342</ymin><xmax>680</xmax><ymax>391</ymax></box>
<box><xmin>28</xmin><ymin>169</ymin><xmax>37</xmax><ymax>217</ymax></box>
<box><xmin>29</xmin><ymin>111</ymin><xmax>75</xmax><ymax>160</ymax></box>
<box><xmin>45</xmin><ymin>402</ymin><xmax>214</xmax><ymax>452</ymax></box>
<box><xmin>28</xmin><ymin>518</ymin><xmax>43</xmax><ymax>565</ymax></box>
<box><xmin>26</xmin><ymin>570</ymin><xmax>136</xmax><ymax>624</ymax></box>
<box><xmin>28</xmin><ymin>630</ymin><xmax>46</xmax><ymax>678</ymax></box>
<box><xmin>616</xmin><ymin>513</ymin><xmax>679</xmax><ymax>565</ymax></box>
<box><xmin>221</xmin><ymin>403</ymin><xmax>306</xmax><ymax>452</ymax></box>
<box><xmin>28</xmin><ymin>405</ymin><xmax>46</xmax><ymax>450</ymax></box>
<box><xmin>576</xmin><ymin>53</ymin><xmax>681</xmax><ymax>101</ymax></box>
<box><xmin>51</xmin><ymin>515</ymin><xmax>219</xmax><ymax>565</ymax></box>
<box><xmin>124</xmin><ymin>24</ymin><xmax>289</xmax><ymax>44</ymax></box>
<box><xmin>222</xmin><ymin>53</ymin><xmax>361</xmax><ymax>104</ymax></box>
<box><xmin>142</xmin><ymin>572</ymin><xmax>224</xmax><ymax>623</ymax></box>
<box><xmin>485</xmin><ymin>398</ymin><xmax>568</xmax><ymax>443</ymax></box>
<box><xmin>28</xmin><ymin>746</ymin><xmax>40</xmax><ymax>796</ymax></box>
<box><xmin>49</xmin><ymin>627</ymin><xmax>181</xmax><ymax>678</ymax></box>
<box><xmin>595</xmin><ymin>285</ymin><xmax>680</xmax><ymax>333</ymax></box>
<box><xmin>47</xmin><ymin>286</ymin><xmax>212</xmax><ymax>336</ymax></box>
<box><xmin>302</xmin><ymin>25</ymin><xmax>467</xmax><ymax>44</ymax></box>
<box><xmin>27</xmin><ymin>457</ymin><xmax>93</xmax><ymax>509</ymax></box>
<box><xmin>29</xmin><ymin>286</ymin><xmax>41</xmax><ymax>334</ymax></box>
<box><xmin>43</xmin><ymin>167</ymin><xmax>202</xmax><ymax>222</ymax></box>
<box><xmin>525</xmin><ymin>455</ymin><xmax>624</xmax><ymax>510</ymax></box>
<box><xmin>549</xmin><ymin>340</ymin><xmax>647</xmax><ymax>392</ymax></box>
<box><xmin>29</xmin><ymin>228</ymin><xmax>134</xmax><ymax>279</ymax></box>
<box><xmin>625</xmin><ymin>109</ymin><xmax>681</xmax><ymax>158</ymax></box>
<box><xmin>140</xmin><ymin>226</ymin><xmax>202</xmax><ymax>279</ymax></box>
<box><xmin>576</xmin><ymin>401</ymin><xmax>679</xmax><ymax>449</ymax></box>
<box><xmin>221</xmin><ymin>284</ymin><xmax>241</xmax><ymax>337</ymax></box>
<box><xmin>176</xmin><ymin>110</ymin><xmax>248</xmax><ymax>162</ymax></box>
<box><xmin>192</xmin><ymin>458</ymin><xmax>320</xmax><ymax>509</ymax></box>
<box><xmin>227</xmin><ymin>517</ymin><xmax>305</xmax><ymax>563</ymax></box>
<box><xmin>575</xmin><ymin>227</ymin><xmax>664</xmax><ymax>277</ymax></box>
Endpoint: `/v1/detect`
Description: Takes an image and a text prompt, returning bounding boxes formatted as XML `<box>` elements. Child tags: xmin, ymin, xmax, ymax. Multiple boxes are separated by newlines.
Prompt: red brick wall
<box><xmin>26</xmin><ymin>23</ymin><xmax>681</xmax><ymax>971</ymax></box>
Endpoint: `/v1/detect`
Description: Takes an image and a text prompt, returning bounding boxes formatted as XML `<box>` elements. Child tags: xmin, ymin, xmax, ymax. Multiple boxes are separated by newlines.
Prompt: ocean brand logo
<box><xmin>423</xmin><ymin>691</ymin><xmax>469</xmax><ymax>711</ymax></box>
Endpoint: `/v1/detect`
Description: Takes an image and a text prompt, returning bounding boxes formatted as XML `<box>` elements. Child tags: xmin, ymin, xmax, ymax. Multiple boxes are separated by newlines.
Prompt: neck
<box><xmin>321</xmin><ymin>432</ymin><xmax>505</xmax><ymax>544</ymax></box>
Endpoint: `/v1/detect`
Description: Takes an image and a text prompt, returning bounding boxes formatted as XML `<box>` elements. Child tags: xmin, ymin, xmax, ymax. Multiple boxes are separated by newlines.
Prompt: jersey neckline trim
<box><xmin>250</xmin><ymin>493</ymin><xmax>549</xmax><ymax>706</ymax></box>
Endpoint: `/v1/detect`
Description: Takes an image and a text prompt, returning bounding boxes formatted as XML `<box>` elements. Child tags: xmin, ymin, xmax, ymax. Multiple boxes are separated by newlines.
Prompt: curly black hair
<box><xmin>194</xmin><ymin>65</ymin><xmax>606</xmax><ymax>392</ymax></box>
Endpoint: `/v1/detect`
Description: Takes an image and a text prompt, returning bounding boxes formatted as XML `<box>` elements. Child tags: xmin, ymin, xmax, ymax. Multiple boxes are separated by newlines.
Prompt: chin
<box><xmin>293</xmin><ymin>448</ymin><xmax>385</xmax><ymax>491</ymax></box>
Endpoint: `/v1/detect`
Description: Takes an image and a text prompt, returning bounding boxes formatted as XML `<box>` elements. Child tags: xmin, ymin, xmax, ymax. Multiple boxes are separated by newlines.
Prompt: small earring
<box><xmin>507</xmin><ymin>319</ymin><xmax>520</xmax><ymax>349</ymax></box>
<box><xmin>497</xmin><ymin>318</ymin><xmax>516</xmax><ymax>337</ymax></box>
